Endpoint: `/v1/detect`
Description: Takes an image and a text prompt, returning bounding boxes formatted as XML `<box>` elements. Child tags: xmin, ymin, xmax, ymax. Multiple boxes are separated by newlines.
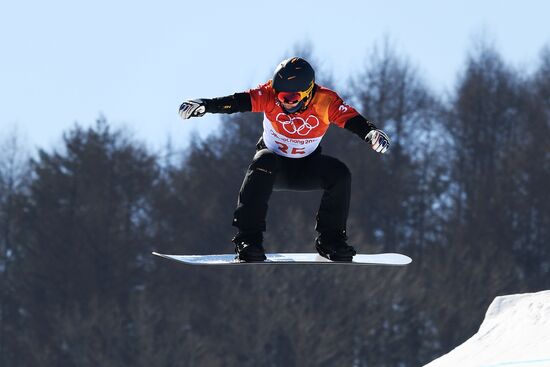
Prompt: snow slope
<box><xmin>424</xmin><ymin>290</ymin><xmax>550</xmax><ymax>367</ymax></box>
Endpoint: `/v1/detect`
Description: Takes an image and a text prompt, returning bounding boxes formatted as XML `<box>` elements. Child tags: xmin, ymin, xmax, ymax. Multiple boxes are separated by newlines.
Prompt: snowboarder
<box><xmin>179</xmin><ymin>57</ymin><xmax>389</xmax><ymax>262</ymax></box>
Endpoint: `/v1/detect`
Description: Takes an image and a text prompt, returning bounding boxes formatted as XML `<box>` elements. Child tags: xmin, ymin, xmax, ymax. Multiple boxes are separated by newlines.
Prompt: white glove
<box><xmin>179</xmin><ymin>99</ymin><xmax>207</xmax><ymax>119</ymax></box>
<box><xmin>366</xmin><ymin>129</ymin><xmax>390</xmax><ymax>154</ymax></box>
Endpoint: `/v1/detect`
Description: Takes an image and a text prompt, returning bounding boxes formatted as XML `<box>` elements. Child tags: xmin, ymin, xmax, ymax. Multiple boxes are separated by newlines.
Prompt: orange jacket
<box><xmin>249</xmin><ymin>81</ymin><xmax>360</xmax><ymax>158</ymax></box>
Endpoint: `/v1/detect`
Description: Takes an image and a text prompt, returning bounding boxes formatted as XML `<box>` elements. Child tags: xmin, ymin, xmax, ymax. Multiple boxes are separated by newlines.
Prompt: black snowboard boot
<box><xmin>315</xmin><ymin>230</ymin><xmax>356</xmax><ymax>261</ymax></box>
<box><xmin>232</xmin><ymin>231</ymin><xmax>266</xmax><ymax>262</ymax></box>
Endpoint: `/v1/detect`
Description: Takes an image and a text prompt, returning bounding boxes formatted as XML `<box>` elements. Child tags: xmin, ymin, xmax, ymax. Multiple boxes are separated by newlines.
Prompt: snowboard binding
<box><xmin>232</xmin><ymin>232</ymin><xmax>266</xmax><ymax>262</ymax></box>
<box><xmin>315</xmin><ymin>230</ymin><xmax>356</xmax><ymax>262</ymax></box>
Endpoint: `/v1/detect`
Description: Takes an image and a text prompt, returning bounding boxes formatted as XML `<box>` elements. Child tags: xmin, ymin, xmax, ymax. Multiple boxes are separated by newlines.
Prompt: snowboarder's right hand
<box><xmin>179</xmin><ymin>99</ymin><xmax>207</xmax><ymax>119</ymax></box>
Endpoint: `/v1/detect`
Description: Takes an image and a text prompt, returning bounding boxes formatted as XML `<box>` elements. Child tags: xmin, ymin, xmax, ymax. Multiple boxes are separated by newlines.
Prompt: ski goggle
<box><xmin>276</xmin><ymin>81</ymin><xmax>315</xmax><ymax>104</ymax></box>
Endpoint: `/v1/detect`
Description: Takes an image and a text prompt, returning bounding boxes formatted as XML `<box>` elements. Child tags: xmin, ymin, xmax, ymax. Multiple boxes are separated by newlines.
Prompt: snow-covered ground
<box><xmin>424</xmin><ymin>290</ymin><xmax>550</xmax><ymax>367</ymax></box>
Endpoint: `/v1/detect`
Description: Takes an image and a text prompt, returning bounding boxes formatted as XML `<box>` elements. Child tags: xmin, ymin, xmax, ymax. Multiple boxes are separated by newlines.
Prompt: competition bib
<box><xmin>262</xmin><ymin>114</ymin><xmax>323</xmax><ymax>158</ymax></box>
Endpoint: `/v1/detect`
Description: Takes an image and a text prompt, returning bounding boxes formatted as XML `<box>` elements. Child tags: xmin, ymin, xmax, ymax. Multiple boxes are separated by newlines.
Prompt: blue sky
<box><xmin>1</xmin><ymin>0</ymin><xmax>549</xmax><ymax>152</ymax></box>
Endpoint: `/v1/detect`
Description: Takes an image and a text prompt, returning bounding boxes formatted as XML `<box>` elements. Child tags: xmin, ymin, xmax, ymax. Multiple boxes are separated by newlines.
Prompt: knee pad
<box><xmin>326</xmin><ymin>158</ymin><xmax>351</xmax><ymax>184</ymax></box>
<box><xmin>250</xmin><ymin>149</ymin><xmax>281</xmax><ymax>174</ymax></box>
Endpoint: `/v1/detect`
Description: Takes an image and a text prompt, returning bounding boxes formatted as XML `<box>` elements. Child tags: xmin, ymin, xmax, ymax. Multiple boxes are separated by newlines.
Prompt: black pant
<box><xmin>232</xmin><ymin>147</ymin><xmax>351</xmax><ymax>234</ymax></box>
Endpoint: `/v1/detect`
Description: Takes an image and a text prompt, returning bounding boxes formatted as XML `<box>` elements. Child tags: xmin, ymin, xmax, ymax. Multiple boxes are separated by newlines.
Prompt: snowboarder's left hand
<box><xmin>366</xmin><ymin>129</ymin><xmax>390</xmax><ymax>154</ymax></box>
<box><xmin>179</xmin><ymin>99</ymin><xmax>207</xmax><ymax>119</ymax></box>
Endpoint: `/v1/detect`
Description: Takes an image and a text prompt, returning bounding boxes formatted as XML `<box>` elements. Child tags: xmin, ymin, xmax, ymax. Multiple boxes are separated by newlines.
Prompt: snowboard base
<box><xmin>152</xmin><ymin>252</ymin><xmax>412</xmax><ymax>266</ymax></box>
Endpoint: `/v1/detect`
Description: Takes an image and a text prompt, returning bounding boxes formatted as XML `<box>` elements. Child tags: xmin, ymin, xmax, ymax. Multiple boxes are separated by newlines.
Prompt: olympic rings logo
<box><xmin>275</xmin><ymin>113</ymin><xmax>320</xmax><ymax>136</ymax></box>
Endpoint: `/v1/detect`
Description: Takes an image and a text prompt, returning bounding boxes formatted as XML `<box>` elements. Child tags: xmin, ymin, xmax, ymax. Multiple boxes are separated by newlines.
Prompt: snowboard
<box><xmin>152</xmin><ymin>252</ymin><xmax>412</xmax><ymax>266</ymax></box>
